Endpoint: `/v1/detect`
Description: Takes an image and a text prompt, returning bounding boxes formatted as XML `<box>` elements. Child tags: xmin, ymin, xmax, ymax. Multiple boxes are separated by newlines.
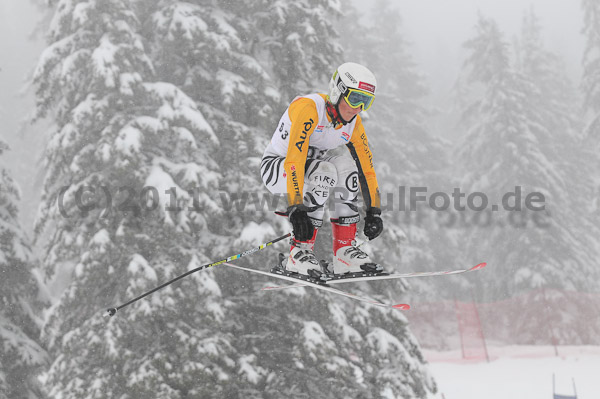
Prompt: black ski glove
<box><xmin>288</xmin><ymin>205</ymin><xmax>314</xmax><ymax>241</ymax></box>
<box><xmin>364</xmin><ymin>207</ymin><xmax>383</xmax><ymax>240</ymax></box>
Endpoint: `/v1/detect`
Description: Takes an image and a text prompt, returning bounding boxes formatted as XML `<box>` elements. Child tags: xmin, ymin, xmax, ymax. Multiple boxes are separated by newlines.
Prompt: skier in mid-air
<box><xmin>105</xmin><ymin>62</ymin><xmax>485</xmax><ymax>316</ymax></box>
<box><xmin>261</xmin><ymin>62</ymin><xmax>384</xmax><ymax>277</ymax></box>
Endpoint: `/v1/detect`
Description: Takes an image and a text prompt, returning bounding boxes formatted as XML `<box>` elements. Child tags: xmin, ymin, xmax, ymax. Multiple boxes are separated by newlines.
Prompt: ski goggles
<box><xmin>343</xmin><ymin>88</ymin><xmax>375</xmax><ymax>111</ymax></box>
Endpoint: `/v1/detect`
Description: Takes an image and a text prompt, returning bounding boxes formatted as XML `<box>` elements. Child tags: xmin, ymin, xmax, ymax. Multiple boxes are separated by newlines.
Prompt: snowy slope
<box><xmin>426</xmin><ymin>346</ymin><xmax>600</xmax><ymax>399</ymax></box>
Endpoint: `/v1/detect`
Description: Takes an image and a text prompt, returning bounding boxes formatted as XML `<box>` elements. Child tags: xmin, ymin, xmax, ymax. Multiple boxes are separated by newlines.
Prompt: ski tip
<box><xmin>392</xmin><ymin>304</ymin><xmax>411</xmax><ymax>310</ymax></box>
<box><xmin>470</xmin><ymin>262</ymin><xmax>487</xmax><ymax>271</ymax></box>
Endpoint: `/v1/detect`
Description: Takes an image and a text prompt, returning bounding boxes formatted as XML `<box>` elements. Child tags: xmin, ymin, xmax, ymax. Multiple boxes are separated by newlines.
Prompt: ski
<box><xmin>260</xmin><ymin>262</ymin><xmax>487</xmax><ymax>291</ymax></box>
<box><xmin>222</xmin><ymin>262</ymin><xmax>410</xmax><ymax>310</ymax></box>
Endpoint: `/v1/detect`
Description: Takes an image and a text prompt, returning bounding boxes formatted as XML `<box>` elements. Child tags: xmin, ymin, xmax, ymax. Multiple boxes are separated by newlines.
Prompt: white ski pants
<box><xmin>261</xmin><ymin>151</ymin><xmax>361</xmax><ymax>226</ymax></box>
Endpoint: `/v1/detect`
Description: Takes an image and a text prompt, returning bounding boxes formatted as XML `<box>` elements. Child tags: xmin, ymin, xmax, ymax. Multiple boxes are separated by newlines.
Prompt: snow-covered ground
<box><xmin>425</xmin><ymin>346</ymin><xmax>600</xmax><ymax>399</ymax></box>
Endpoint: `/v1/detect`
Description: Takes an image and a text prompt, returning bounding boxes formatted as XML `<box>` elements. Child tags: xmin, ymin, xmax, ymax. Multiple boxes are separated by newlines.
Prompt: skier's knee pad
<box><xmin>332</xmin><ymin>154</ymin><xmax>358</xmax><ymax>177</ymax></box>
<box><xmin>330</xmin><ymin>155</ymin><xmax>359</xmax><ymax>201</ymax></box>
<box><xmin>302</xmin><ymin>160</ymin><xmax>338</xmax><ymax>215</ymax></box>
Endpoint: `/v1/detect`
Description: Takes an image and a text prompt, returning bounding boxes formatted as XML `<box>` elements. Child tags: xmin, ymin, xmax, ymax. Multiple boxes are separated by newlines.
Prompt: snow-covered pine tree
<box><xmin>518</xmin><ymin>8</ymin><xmax>599</xmax><ymax>271</ymax></box>
<box><xmin>145</xmin><ymin>1</ymin><xmax>436</xmax><ymax>397</ymax></box>
<box><xmin>0</xmin><ymin>141</ymin><xmax>46</xmax><ymax>399</ymax></box>
<box><xmin>514</xmin><ymin>9</ymin><xmax>600</xmax><ymax>343</ymax></box>
<box><xmin>456</xmin><ymin>13</ymin><xmax>597</xmax><ymax>343</ymax></box>
<box><xmin>580</xmin><ymin>0</ymin><xmax>600</xmax><ymax>261</ymax></box>
<box><xmin>253</xmin><ymin>0</ymin><xmax>343</xmax><ymax>104</ymax></box>
<box><xmin>32</xmin><ymin>0</ymin><xmax>437</xmax><ymax>396</ymax></box>
<box><xmin>145</xmin><ymin>0</ymin><xmax>282</xmax><ymax>240</ymax></box>
<box><xmin>582</xmin><ymin>0</ymin><xmax>600</xmax><ymax>143</ymax></box>
<box><xmin>459</xmin><ymin>14</ymin><xmax>550</xmax><ymax>298</ymax></box>
<box><xmin>33</xmin><ymin>1</ymin><xmax>239</xmax><ymax>397</ymax></box>
<box><xmin>517</xmin><ymin>10</ymin><xmax>577</xmax><ymax>121</ymax></box>
<box><xmin>515</xmin><ymin>8</ymin><xmax>585</xmax><ymax>244</ymax></box>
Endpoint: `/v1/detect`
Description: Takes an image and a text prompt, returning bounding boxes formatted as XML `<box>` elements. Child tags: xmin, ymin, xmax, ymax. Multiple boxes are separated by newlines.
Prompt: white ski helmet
<box><xmin>328</xmin><ymin>62</ymin><xmax>377</xmax><ymax>110</ymax></box>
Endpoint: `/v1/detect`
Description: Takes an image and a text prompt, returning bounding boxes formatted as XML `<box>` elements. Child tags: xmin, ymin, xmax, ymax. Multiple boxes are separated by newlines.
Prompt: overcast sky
<box><xmin>0</xmin><ymin>0</ymin><xmax>44</xmax><ymax>162</ymax></box>
<box><xmin>0</xmin><ymin>0</ymin><xmax>586</xmax><ymax>151</ymax></box>
<box><xmin>352</xmin><ymin>0</ymin><xmax>584</xmax><ymax>99</ymax></box>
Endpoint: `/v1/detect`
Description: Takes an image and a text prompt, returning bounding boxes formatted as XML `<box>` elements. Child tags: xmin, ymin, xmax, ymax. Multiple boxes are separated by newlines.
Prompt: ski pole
<box><xmin>104</xmin><ymin>232</ymin><xmax>291</xmax><ymax>317</ymax></box>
